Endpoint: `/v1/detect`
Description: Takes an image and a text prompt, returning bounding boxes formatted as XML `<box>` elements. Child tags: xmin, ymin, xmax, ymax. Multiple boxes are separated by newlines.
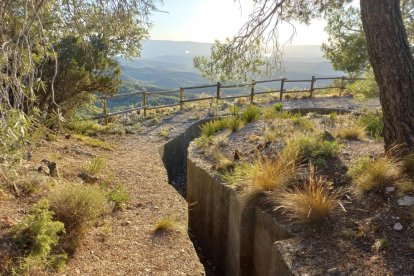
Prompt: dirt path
<box><xmin>58</xmin><ymin>133</ymin><xmax>205</xmax><ymax>275</ymax></box>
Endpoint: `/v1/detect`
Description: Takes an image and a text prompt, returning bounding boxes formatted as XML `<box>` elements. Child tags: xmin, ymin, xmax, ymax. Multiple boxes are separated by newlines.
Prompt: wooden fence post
<box><xmin>179</xmin><ymin>87</ymin><xmax>184</xmax><ymax>110</ymax></box>
<box><xmin>216</xmin><ymin>82</ymin><xmax>221</xmax><ymax>100</ymax></box>
<box><xmin>250</xmin><ymin>80</ymin><xmax>255</xmax><ymax>104</ymax></box>
<box><xmin>143</xmin><ymin>92</ymin><xmax>147</xmax><ymax>117</ymax></box>
<box><xmin>279</xmin><ymin>78</ymin><xmax>286</xmax><ymax>101</ymax></box>
<box><xmin>339</xmin><ymin>76</ymin><xmax>346</xmax><ymax>96</ymax></box>
<box><xmin>102</xmin><ymin>96</ymin><xmax>109</xmax><ymax>126</ymax></box>
<box><xmin>310</xmin><ymin>76</ymin><xmax>316</xmax><ymax>98</ymax></box>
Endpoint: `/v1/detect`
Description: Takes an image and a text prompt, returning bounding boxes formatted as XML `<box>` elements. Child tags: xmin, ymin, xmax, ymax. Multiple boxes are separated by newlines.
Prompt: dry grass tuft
<box><xmin>275</xmin><ymin>167</ymin><xmax>342</xmax><ymax>224</ymax></box>
<box><xmin>73</xmin><ymin>134</ymin><xmax>114</xmax><ymax>150</ymax></box>
<box><xmin>153</xmin><ymin>217</ymin><xmax>179</xmax><ymax>233</ymax></box>
<box><xmin>225</xmin><ymin>158</ymin><xmax>296</xmax><ymax>195</ymax></box>
<box><xmin>337</xmin><ymin>125</ymin><xmax>367</xmax><ymax>140</ymax></box>
<box><xmin>351</xmin><ymin>156</ymin><xmax>401</xmax><ymax>198</ymax></box>
<box><xmin>214</xmin><ymin>152</ymin><xmax>235</xmax><ymax>173</ymax></box>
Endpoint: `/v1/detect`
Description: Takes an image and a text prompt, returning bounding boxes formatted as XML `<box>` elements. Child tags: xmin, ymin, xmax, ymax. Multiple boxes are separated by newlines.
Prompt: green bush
<box><xmin>274</xmin><ymin>103</ymin><xmax>283</xmax><ymax>112</ymax></box>
<box><xmin>356</xmin><ymin>112</ymin><xmax>383</xmax><ymax>139</ymax></box>
<box><xmin>347</xmin><ymin>73</ymin><xmax>379</xmax><ymax>99</ymax></box>
<box><xmin>49</xmin><ymin>183</ymin><xmax>107</xmax><ymax>253</ymax></box>
<box><xmin>13</xmin><ymin>200</ymin><xmax>66</xmax><ymax>273</ymax></box>
<box><xmin>242</xmin><ymin>105</ymin><xmax>260</xmax><ymax>123</ymax></box>
<box><xmin>200</xmin><ymin>119</ymin><xmax>228</xmax><ymax>137</ymax></box>
<box><xmin>108</xmin><ymin>183</ymin><xmax>130</xmax><ymax>210</ymax></box>
<box><xmin>226</xmin><ymin>117</ymin><xmax>243</xmax><ymax>132</ymax></box>
<box><xmin>282</xmin><ymin>134</ymin><xmax>342</xmax><ymax>165</ymax></box>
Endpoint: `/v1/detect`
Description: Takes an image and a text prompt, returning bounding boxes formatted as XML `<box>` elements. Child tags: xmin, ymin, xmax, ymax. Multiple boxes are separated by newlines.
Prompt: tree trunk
<box><xmin>360</xmin><ymin>0</ymin><xmax>414</xmax><ymax>154</ymax></box>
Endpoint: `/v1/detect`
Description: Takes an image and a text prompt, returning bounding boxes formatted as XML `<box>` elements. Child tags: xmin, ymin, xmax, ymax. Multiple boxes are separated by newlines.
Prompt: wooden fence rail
<box><xmin>95</xmin><ymin>75</ymin><xmax>363</xmax><ymax>123</ymax></box>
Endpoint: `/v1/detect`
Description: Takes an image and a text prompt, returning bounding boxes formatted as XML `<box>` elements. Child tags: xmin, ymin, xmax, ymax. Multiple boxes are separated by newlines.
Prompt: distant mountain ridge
<box><xmin>118</xmin><ymin>40</ymin><xmax>342</xmax><ymax>90</ymax></box>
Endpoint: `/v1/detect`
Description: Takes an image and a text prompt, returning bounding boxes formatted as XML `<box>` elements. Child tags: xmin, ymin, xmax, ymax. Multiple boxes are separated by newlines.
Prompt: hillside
<box><xmin>118</xmin><ymin>40</ymin><xmax>342</xmax><ymax>90</ymax></box>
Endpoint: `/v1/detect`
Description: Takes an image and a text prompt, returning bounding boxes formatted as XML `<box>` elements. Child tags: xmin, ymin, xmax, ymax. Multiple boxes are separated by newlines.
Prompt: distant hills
<box><xmin>118</xmin><ymin>40</ymin><xmax>343</xmax><ymax>91</ymax></box>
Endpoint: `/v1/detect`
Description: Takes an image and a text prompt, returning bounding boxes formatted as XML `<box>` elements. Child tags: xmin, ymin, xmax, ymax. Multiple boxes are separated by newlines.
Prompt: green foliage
<box><xmin>193</xmin><ymin>39</ymin><xmax>266</xmax><ymax>82</ymax></box>
<box><xmin>274</xmin><ymin>103</ymin><xmax>283</xmax><ymax>112</ymax></box>
<box><xmin>73</xmin><ymin>134</ymin><xmax>115</xmax><ymax>150</ymax></box>
<box><xmin>226</xmin><ymin>117</ymin><xmax>244</xmax><ymax>132</ymax></box>
<box><xmin>348</xmin><ymin>157</ymin><xmax>373</xmax><ymax>178</ymax></box>
<box><xmin>291</xmin><ymin>116</ymin><xmax>314</xmax><ymax>131</ymax></box>
<box><xmin>281</xmin><ymin>133</ymin><xmax>342</xmax><ymax>165</ymax></box>
<box><xmin>0</xmin><ymin>109</ymin><xmax>31</xmax><ymax>154</ymax></box>
<box><xmin>348</xmin><ymin>72</ymin><xmax>379</xmax><ymax>99</ymax></box>
<box><xmin>242</xmin><ymin>105</ymin><xmax>260</xmax><ymax>123</ymax></box>
<box><xmin>49</xmin><ymin>183</ymin><xmax>107</xmax><ymax>253</ymax></box>
<box><xmin>13</xmin><ymin>200</ymin><xmax>66</xmax><ymax>273</ymax></box>
<box><xmin>356</xmin><ymin>112</ymin><xmax>383</xmax><ymax>139</ymax></box>
<box><xmin>85</xmin><ymin>157</ymin><xmax>106</xmax><ymax>176</ymax></box>
<box><xmin>108</xmin><ymin>183</ymin><xmax>130</xmax><ymax>210</ymax></box>
<box><xmin>200</xmin><ymin>119</ymin><xmax>228</xmax><ymax>137</ymax></box>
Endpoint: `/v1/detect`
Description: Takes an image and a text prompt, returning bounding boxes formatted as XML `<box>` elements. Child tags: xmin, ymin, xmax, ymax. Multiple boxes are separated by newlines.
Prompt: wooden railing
<box><xmin>96</xmin><ymin>76</ymin><xmax>363</xmax><ymax>124</ymax></box>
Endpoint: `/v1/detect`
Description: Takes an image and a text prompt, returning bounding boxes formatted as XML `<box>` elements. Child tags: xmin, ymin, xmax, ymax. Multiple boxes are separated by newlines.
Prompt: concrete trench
<box><xmin>158</xmin><ymin>108</ymin><xmax>354</xmax><ymax>276</ymax></box>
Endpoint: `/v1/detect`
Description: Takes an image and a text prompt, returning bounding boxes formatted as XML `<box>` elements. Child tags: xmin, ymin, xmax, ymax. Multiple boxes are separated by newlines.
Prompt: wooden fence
<box><xmin>96</xmin><ymin>76</ymin><xmax>362</xmax><ymax>124</ymax></box>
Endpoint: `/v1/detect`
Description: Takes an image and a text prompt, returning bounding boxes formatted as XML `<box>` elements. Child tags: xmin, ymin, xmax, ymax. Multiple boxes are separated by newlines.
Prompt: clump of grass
<box><xmin>281</xmin><ymin>133</ymin><xmax>342</xmax><ymax>165</ymax></box>
<box><xmin>73</xmin><ymin>134</ymin><xmax>114</xmax><ymax>150</ymax></box>
<box><xmin>248</xmin><ymin>134</ymin><xmax>261</xmax><ymax>143</ymax></box>
<box><xmin>108</xmin><ymin>183</ymin><xmax>130</xmax><ymax>210</ymax></box>
<box><xmin>351</xmin><ymin>157</ymin><xmax>401</xmax><ymax>198</ymax></box>
<box><xmin>329</xmin><ymin>111</ymin><xmax>338</xmax><ymax>121</ymax></box>
<box><xmin>356</xmin><ymin>112</ymin><xmax>383</xmax><ymax>139</ymax></box>
<box><xmin>347</xmin><ymin>156</ymin><xmax>373</xmax><ymax>178</ymax></box>
<box><xmin>49</xmin><ymin>183</ymin><xmax>108</xmax><ymax>253</ymax></box>
<box><xmin>275</xmin><ymin>167</ymin><xmax>342</xmax><ymax>224</ymax></box>
<box><xmin>85</xmin><ymin>156</ymin><xmax>106</xmax><ymax>176</ymax></box>
<box><xmin>242</xmin><ymin>104</ymin><xmax>260</xmax><ymax>123</ymax></box>
<box><xmin>154</xmin><ymin>217</ymin><xmax>179</xmax><ymax>233</ymax></box>
<box><xmin>194</xmin><ymin>135</ymin><xmax>213</xmax><ymax>148</ymax></box>
<box><xmin>66</xmin><ymin>120</ymin><xmax>104</xmax><ymax>135</ymax></box>
<box><xmin>225</xmin><ymin>158</ymin><xmax>295</xmax><ymax>194</ymax></box>
<box><xmin>228</xmin><ymin>105</ymin><xmax>241</xmax><ymax>117</ymax></box>
<box><xmin>291</xmin><ymin>116</ymin><xmax>314</xmax><ymax>131</ymax></box>
<box><xmin>226</xmin><ymin>117</ymin><xmax>243</xmax><ymax>132</ymax></box>
<box><xmin>402</xmin><ymin>153</ymin><xmax>414</xmax><ymax>174</ymax></box>
<box><xmin>274</xmin><ymin>102</ymin><xmax>283</xmax><ymax>112</ymax></box>
<box><xmin>200</xmin><ymin>119</ymin><xmax>227</xmax><ymax>137</ymax></box>
<box><xmin>101</xmin><ymin>123</ymin><xmax>126</xmax><ymax>135</ymax></box>
<box><xmin>214</xmin><ymin>152</ymin><xmax>235</xmax><ymax>173</ymax></box>
<box><xmin>337</xmin><ymin>125</ymin><xmax>367</xmax><ymax>140</ymax></box>
<box><xmin>158</xmin><ymin>127</ymin><xmax>170</xmax><ymax>139</ymax></box>
<box><xmin>275</xmin><ymin>111</ymin><xmax>295</xmax><ymax>119</ymax></box>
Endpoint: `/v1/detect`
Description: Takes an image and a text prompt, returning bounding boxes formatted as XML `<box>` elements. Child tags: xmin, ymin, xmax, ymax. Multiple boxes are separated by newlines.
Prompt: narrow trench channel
<box><xmin>158</xmin><ymin>118</ymin><xmax>218</xmax><ymax>275</ymax></box>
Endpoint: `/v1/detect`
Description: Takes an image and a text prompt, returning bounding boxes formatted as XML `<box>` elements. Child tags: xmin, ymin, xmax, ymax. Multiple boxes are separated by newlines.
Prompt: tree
<box><xmin>321</xmin><ymin>1</ymin><xmax>414</xmax><ymax>75</ymax></box>
<box><xmin>193</xmin><ymin>39</ymin><xmax>266</xmax><ymax>82</ymax></box>
<box><xmin>223</xmin><ymin>0</ymin><xmax>414</xmax><ymax>154</ymax></box>
<box><xmin>0</xmin><ymin>0</ymin><xmax>158</xmax><ymax>117</ymax></box>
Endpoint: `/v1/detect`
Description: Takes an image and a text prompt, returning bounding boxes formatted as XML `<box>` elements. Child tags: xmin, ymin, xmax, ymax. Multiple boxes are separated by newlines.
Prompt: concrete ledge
<box><xmin>187</xmin><ymin>147</ymin><xmax>294</xmax><ymax>276</ymax></box>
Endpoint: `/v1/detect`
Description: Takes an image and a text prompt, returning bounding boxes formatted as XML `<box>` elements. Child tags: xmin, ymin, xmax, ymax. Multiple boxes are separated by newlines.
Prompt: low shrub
<box><xmin>242</xmin><ymin>105</ymin><xmax>260</xmax><ymax>123</ymax></box>
<box><xmin>108</xmin><ymin>183</ymin><xmax>130</xmax><ymax>210</ymax></box>
<box><xmin>157</xmin><ymin>128</ymin><xmax>170</xmax><ymax>139</ymax></box>
<box><xmin>274</xmin><ymin>102</ymin><xmax>283</xmax><ymax>112</ymax></box>
<box><xmin>226</xmin><ymin>117</ymin><xmax>243</xmax><ymax>132</ymax></box>
<box><xmin>73</xmin><ymin>134</ymin><xmax>114</xmax><ymax>150</ymax></box>
<box><xmin>275</xmin><ymin>167</ymin><xmax>341</xmax><ymax>224</ymax></box>
<box><xmin>13</xmin><ymin>200</ymin><xmax>66</xmax><ymax>273</ymax></box>
<box><xmin>281</xmin><ymin>133</ymin><xmax>342</xmax><ymax>165</ymax></box>
<box><xmin>85</xmin><ymin>156</ymin><xmax>106</xmax><ymax>176</ymax></box>
<box><xmin>200</xmin><ymin>119</ymin><xmax>227</xmax><ymax>137</ymax></box>
<box><xmin>49</xmin><ymin>183</ymin><xmax>107</xmax><ymax>253</ymax></box>
<box><xmin>291</xmin><ymin>116</ymin><xmax>314</xmax><ymax>131</ymax></box>
<box><xmin>337</xmin><ymin>125</ymin><xmax>367</xmax><ymax>140</ymax></box>
<box><xmin>351</xmin><ymin>157</ymin><xmax>401</xmax><ymax>198</ymax></box>
<box><xmin>347</xmin><ymin>73</ymin><xmax>379</xmax><ymax>99</ymax></box>
<box><xmin>356</xmin><ymin>112</ymin><xmax>383</xmax><ymax>139</ymax></box>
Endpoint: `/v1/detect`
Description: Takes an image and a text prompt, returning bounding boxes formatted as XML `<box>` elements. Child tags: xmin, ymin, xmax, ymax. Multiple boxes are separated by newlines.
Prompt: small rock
<box><xmin>322</xmin><ymin>130</ymin><xmax>335</xmax><ymax>142</ymax></box>
<box><xmin>327</xmin><ymin>267</ymin><xmax>338</xmax><ymax>274</ymax></box>
<box><xmin>77</xmin><ymin>172</ymin><xmax>99</xmax><ymax>184</ymax></box>
<box><xmin>41</xmin><ymin>159</ymin><xmax>59</xmax><ymax>177</ymax></box>
<box><xmin>385</xmin><ymin>186</ymin><xmax>395</xmax><ymax>193</ymax></box>
<box><xmin>234</xmin><ymin>149</ymin><xmax>241</xmax><ymax>161</ymax></box>
<box><xmin>65</xmin><ymin>134</ymin><xmax>71</xmax><ymax>139</ymax></box>
<box><xmin>398</xmin><ymin>196</ymin><xmax>414</xmax><ymax>207</ymax></box>
<box><xmin>408</xmin><ymin>242</ymin><xmax>414</xmax><ymax>251</ymax></box>
<box><xmin>38</xmin><ymin>164</ymin><xmax>50</xmax><ymax>175</ymax></box>
<box><xmin>393</xmin><ymin>222</ymin><xmax>403</xmax><ymax>231</ymax></box>
<box><xmin>121</xmin><ymin>221</ymin><xmax>132</xmax><ymax>226</ymax></box>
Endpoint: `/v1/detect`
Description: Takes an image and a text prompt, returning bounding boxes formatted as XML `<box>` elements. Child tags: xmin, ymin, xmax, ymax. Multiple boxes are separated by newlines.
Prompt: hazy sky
<box><xmin>149</xmin><ymin>0</ymin><xmax>329</xmax><ymax>45</ymax></box>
